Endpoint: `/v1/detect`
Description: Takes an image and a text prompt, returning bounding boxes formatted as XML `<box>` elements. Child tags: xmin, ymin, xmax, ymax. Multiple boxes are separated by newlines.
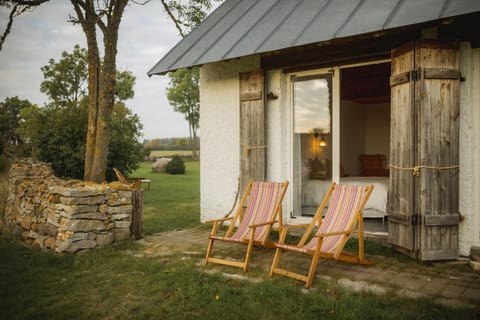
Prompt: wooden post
<box><xmin>131</xmin><ymin>190</ymin><xmax>144</xmax><ymax>239</ymax></box>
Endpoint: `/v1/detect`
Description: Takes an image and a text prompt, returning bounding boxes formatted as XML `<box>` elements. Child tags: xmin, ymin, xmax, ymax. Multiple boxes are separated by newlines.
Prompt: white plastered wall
<box><xmin>199</xmin><ymin>61</ymin><xmax>291</xmax><ymax>222</ymax></box>
<box><xmin>459</xmin><ymin>43</ymin><xmax>480</xmax><ymax>256</ymax></box>
<box><xmin>199</xmin><ymin>55</ymin><xmax>260</xmax><ymax>222</ymax></box>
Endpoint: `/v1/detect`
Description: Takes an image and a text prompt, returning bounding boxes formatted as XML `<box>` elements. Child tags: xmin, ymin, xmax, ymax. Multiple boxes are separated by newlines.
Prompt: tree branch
<box><xmin>0</xmin><ymin>0</ymin><xmax>49</xmax><ymax>52</ymax></box>
<box><xmin>160</xmin><ymin>0</ymin><xmax>185</xmax><ymax>37</ymax></box>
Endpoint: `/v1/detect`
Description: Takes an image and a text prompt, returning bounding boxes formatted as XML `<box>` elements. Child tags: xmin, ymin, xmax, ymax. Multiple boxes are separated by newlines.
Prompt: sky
<box><xmin>0</xmin><ymin>1</ymin><xmax>195</xmax><ymax>140</ymax></box>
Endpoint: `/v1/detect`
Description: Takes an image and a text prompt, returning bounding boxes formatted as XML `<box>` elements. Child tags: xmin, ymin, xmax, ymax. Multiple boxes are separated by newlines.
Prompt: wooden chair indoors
<box><xmin>205</xmin><ymin>180</ymin><xmax>289</xmax><ymax>272</ymax></box>
<box><xmin>270</xmin><ymin>183</ymin><xmax>374</xmax><ymax>288</ymax></box>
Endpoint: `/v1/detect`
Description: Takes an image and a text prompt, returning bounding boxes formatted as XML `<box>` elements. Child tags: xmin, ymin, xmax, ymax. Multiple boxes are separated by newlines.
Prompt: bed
<box><xmin>302</xmin><ymin>177</ymin><xmax>389</xmax><ymax>219</ymax></box>
<box><xmin>301</xmin><ymin>154</ymin><xmax>389</xmax><ymax>219</ymax></box>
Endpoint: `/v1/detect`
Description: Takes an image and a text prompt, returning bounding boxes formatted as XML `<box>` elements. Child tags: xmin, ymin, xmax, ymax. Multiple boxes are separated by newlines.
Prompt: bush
<box><xmin>165</xmin><ymin>155</ymin><xmax>185</xmax><ymax>175</ymax></box>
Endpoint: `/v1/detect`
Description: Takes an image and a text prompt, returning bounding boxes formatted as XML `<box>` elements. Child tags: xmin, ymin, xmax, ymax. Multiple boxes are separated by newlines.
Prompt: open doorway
<box><xmin>292</xmin><ymin>62</ymin><xmax>391</xmax><ymax>229</ymax></box>
<box><xmin>339</xmin><ymin>62</ymin><xmax>391</xmax><ymax>231</ymax></box>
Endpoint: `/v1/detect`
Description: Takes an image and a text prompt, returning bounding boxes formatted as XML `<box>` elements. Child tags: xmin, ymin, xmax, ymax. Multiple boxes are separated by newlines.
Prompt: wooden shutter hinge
<box><xmin>411</xmin><ymin>69</ymin><xmax>421</xmax><ymax>82</ymax></box>
<box><xmin>412</xmin><ymin>214</ymin><xmax>419</xmax><ymax>226</ymax></box>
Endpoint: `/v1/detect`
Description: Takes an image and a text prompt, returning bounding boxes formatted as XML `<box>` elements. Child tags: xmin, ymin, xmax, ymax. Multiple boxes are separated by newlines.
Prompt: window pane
<box><xmin>293</xmin><ymin>75</ymin><xmax>331</xmax><ymax>134</ymax></box>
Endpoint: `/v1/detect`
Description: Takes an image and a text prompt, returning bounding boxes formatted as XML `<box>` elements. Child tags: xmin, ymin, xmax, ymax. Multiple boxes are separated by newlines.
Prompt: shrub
<box><xmin>166</xmin><ymin>155</ymin><xmax>185</xmax><ymax>175</ymax></box>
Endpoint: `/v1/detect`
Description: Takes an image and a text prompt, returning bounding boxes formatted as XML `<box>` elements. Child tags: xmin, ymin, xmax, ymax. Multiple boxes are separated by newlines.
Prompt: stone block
<box><xmin>70</xmin><ymin>212</ymin><xmax>108</xmax><ymax>220</ymax></box>
<box><xmin>60</xmin><ymin>218</ymin><xmax>106</xmax><ymax>232</ymax></box>
<box><xmin>111</xmin><ymin>213</ymin><xmax>130</xmax><ymax>221</ymax></box>
<box><xmin>471</xmin><ymin>246</ymin><xmax>480</xmax><ymax>262</ymax></box>
<box><xmin>56</xmin><ymin>204</ymin><xmax>99</xmax><ymax>215</ymax></box>
<box><xmin>114</xmin><ymin>221</ymin><xmax>131</xmax><ymax>229</ymax></box>
<box><xmin>113</xmin><ymin>228</ymin><xmax>131</xmax><ymax>241</ymax></box>
<box><xmin>107</xmin><ymin>192</ymin><xmax>132</xmax><ymax>206</ymax></box>
<box><xmin>470</xmin><ymin>260</ymin><xmax>480</xmax><ymax>271</ymax></box>
<box><xmin>63</xmin><ymin>239</ymin><xmax>97</xmax><ymax>253</ymax></box>
<box><xmin>96</xmin><ymin>233</ymin><xmax>114</xmax><ymax>246</ymax></box>
<box><xmin>60</xmin><ymin>195</ymin><xmax>106</xmax><ymax>206</ymax></box>
<box><xmin>69</xmin><ymin>232</ymin><xmax>90</xmax><ymax>242</ymax></box>
<box><xmin>35</xmin><ymin>235</ymin><xmax>48</xmax><ymax>247</ymax></box>
<box><xmin>22</xmin><ymin>230</ymin><xmax>35</xmax><ymax>240</ymax></box>
<box><xmin>107</xmin><ymin>205</ymin><xmax>133</xmax><ymax>215</ymax></box>
<box><xmin>21</xmin><ymin>216</ymin><xmax>33</xmax><ymax>229</ymax></box>
<box><xmin>49</xmin><ymin>186</ymin><xmax>100</xmax><ymax>197</ymax></box>
<box><xmin>57</xmin><ymin>230</ymin><xmax>74</xmax><ymax>241</ymax></box>
<box><xmin>44</xmin><ymin>237</ymin><xmax>56</xmax><ymax>249</ymax></box>
<box><xmin>36</xmin><ymin>223</ymin><xmax>47</xmax><ymax>235</ymax></box>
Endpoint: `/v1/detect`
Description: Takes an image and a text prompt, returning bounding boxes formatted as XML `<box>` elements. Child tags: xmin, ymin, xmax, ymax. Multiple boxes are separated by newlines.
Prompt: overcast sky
<box><xmin>0</xmin><ymin>1</ymin><xmax>196</xmax><ymax>140</ymax></box>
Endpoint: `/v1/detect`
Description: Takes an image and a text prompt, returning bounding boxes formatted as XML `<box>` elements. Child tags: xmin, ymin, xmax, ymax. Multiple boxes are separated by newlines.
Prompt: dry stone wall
<box><xmin>5</xmin><ymin>159</ymin><xmax>133</xmax><ymax>253</ymax></box>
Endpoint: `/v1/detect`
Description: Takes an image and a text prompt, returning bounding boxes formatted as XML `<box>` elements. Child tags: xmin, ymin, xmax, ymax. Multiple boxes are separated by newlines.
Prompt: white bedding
<box><xmin>302</xmin><ymin>176</ymin><xmax>389</xmax><ymax>214</ymax></box>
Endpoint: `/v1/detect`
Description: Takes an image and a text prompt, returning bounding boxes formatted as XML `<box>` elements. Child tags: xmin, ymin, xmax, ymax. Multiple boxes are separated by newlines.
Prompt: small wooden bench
<box><xmin>141</xmin><ymin>179</ymin><xmax>152</xmax><ymax>191</ymax></box>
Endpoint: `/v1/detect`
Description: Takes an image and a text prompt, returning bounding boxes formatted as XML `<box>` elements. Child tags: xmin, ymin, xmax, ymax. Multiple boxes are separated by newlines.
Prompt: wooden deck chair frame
<box><xmin>270</xmin><ymin>183</ymin><xmax>374</xmax><ymax>288</ymax></box>
<box><xmin>113</xmin><ymin>167</ymin><xmax>141</xmax><ymax>189</ymax></box>
<box><xmin>205</xmin><ymin>180</ymin><xmax>289</xmax><ymax>272</ymax></box>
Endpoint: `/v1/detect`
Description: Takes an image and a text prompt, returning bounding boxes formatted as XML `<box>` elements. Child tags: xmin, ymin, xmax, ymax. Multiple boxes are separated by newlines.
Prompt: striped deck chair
<box><xmin>270</xmin><ymin>183</ymin><xmax>374</xmax><ymax>288</ymax></box>
<box><xmin>205</xmin><ymin>180</ymin><xmax>289</xmax><ymax>272</ymax></box>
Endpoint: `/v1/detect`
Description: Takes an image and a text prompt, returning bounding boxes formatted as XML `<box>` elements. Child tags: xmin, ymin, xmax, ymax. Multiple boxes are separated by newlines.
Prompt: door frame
<box><xmin>285</xmin><ymin>59</ymin><xmax>390</xmax><ymax>224</ymax></box>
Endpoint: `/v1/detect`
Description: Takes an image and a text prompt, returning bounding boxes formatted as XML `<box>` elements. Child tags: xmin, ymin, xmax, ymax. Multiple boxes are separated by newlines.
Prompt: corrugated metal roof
<box><xmin>148</xmin><ymin>0</ymin><xmax>480</xmax><ymax>75</ymax></box>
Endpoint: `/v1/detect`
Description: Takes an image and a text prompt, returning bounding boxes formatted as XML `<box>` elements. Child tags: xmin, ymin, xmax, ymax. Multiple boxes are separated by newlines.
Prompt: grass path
<box><xmin>132</xmin><ymin>161</ymin><xmax>201</xmax><ymax>234</ymax></box>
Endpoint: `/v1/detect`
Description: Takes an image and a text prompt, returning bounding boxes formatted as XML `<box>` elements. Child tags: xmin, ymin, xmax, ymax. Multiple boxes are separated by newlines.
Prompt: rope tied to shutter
<box><xmin>389</xmin><ymin>164</ymin><xmax>459</xmax><ymax>176</ymax></box>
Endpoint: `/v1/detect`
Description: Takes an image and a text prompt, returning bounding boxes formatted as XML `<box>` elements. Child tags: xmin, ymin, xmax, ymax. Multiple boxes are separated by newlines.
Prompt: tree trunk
<box><xmin>72</xmin><ymin>0</ymin><xmax>128</xmax><ymax>183</ymax></box>
<box><xmin>83</xmin><ymin>5</ymin><xmax>100</xmax><ymax>181</ymax></box>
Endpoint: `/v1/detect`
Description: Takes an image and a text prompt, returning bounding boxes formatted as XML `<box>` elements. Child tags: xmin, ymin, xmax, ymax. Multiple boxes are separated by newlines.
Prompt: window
<box><xmin>293</xmin><ymin>74</ymin><xmax>332</xmax><ymax>134</ymax></box>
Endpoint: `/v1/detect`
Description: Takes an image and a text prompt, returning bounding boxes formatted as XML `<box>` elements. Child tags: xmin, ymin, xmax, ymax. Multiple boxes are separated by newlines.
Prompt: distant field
<box><xmin>149</xmin><ymin>150</ymin><xmax>193</xmax><ymax>157</ymax></box>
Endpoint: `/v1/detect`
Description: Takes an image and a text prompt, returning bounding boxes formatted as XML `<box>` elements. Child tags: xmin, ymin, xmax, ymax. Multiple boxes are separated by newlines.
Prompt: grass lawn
<box><xmin>0</xmin><ymin>162</ymin><xmax>478</xmax><ymax>319</ymax></box>
<box><xmin>131</xmin><ymin>161</ymin><xmax>201</xmax><ymax>234</ymax></box>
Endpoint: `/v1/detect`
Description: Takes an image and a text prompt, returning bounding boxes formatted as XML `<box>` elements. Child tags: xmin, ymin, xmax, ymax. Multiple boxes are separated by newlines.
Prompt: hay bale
<box><xmin>151</xmin><ymin>158</ymin><xmax>171</xmax><ymax>173</ymax></box>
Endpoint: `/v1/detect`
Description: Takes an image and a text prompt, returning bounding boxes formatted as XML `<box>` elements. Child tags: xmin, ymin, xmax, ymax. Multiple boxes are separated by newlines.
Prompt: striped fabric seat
<box><xmin>270</xmin><ymin>183</ymin><xmax>373</xmax><ymax>288</ymax></box>
<box><xmin>230</xmin><ymin>182</ymin><xmax>286</xmax><ymax>242</ymax></box>
<box><xmin>205</xmin><ymin>180</ymin><xmax>289</xmax><ymax>272</ymax></box>
<box><xmin>305</xmin><ymin>184</ymin><xmax>368</xmax><ymax>256</ymax></box>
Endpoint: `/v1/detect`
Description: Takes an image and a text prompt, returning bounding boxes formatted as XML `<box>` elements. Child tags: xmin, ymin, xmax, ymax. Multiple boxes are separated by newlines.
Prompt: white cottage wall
<box><xmin>265</xmin><ymin>70</ymin><xmax>289</xmax><ymax>182</ymax></box>
<box><xmin>199</xmin><ymin>56</ymin><xmax>260</xmax><ymax>222</ymax></box>
<box><xmin>459</xmin><ymin>43</ymin><xmax>480</xmax><ymax>257</ymax></box>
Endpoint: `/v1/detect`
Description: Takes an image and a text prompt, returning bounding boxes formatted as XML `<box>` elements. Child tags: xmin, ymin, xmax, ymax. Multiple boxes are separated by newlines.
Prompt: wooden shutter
<box><xmin>388</xmin><ymin>40</ymin><xmax>460</xmax><ymax>260</ymax></box>
<box><xmin>239</xmin><ymin>70</ymin><xmax>265</xmax><ymax>195</ymax></box>
<box><xmin>415</xmin><ymin>39</ymin><xmax>460</xmax><ymax>260</ymax></box>
<box><xmin>388</xmin><ymin>42</ymin><xmax>417</xmax><ymax>256</ymax></box>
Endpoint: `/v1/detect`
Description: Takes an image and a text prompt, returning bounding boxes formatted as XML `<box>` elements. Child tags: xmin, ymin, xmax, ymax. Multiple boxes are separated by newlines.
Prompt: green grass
<box><xmin>0</xmin><ymin>237</ymin><xmax>476</xmax><ymax>320</ymax></box>
<box><xmin>131</xmin><ymin>161</ymin><xmax>201</xmax><ymax>234</ymax></box>
<box><xmin>149</xmin><ymin>150</ymin><xmax>193</xmax><ymax>158</ymax></box>
<box><xmin>0</xmin><ymin>162</ymin><xmax>478</xmax><ymax>319</ymax></box>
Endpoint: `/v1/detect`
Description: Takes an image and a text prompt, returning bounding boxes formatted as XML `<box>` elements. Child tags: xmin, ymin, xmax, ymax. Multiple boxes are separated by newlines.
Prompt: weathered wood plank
<box><xmin>388</xmin><ymin>42</ymin><xmax>416</xmax><ymax>254</ymax></box>
<box><xmin>424</xmin><ymin>214</ymin><xmax>460</xmax><ymax>226</ymax></box>
<box><xmin>423</xmin><ymin>68</ymin><xmax>461</xmax><ymax>80</ymax></box>
<box><xmin>416</xmin><ymin>39</ymin><xmax>460</xmax><ymax>260</ymax></box>
<box><xmin>239</xmin><ymin>70</ymin><xmax>265</xmax><ymax>195</ymax></box>
<box><xmin>131</xmin><ymin>190</ymin><xmax>144</xmax><ymax>240</ymax></box>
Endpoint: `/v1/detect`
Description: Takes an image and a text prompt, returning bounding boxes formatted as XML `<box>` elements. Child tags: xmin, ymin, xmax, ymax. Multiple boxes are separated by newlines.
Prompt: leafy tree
<box><xmin>40</xmin><ymin>44</ymin><xmax>136</xmax><ymax>106</ymax></box>
<box><xmin>0</xmin><ymin>96</ymin><xmax>32</xmax><ymax>157</ymax></box>
<box><xmin>18</xmin><ymin>103</ymin><xmax>87</xmax><ymax>178</ymax></box>
<box><xmin>166</xmin><ymin>68</ymin><xmax>200</xmax><ymax>159</ymax></box>
<box><xmin>1</xmin><ymin>0</ymin><xmax>217</xmax><ymax>182</ymax></box>
<box><xmin>18</xmin><ymin>100</ymin><xmax>147</xmax><ymax>180</ymax></box>
<box><xmin>40</xmin><ymin>44</ymin><xmax>88</xmax><ymax>107</ymax></box>
<box><xmin>15</xmin><ymin>45</ymin><xmax>146</xmax><ymax>180</ymax></box>
<box><xmin>106</xmin><ymin>102</ymin><xmax>148</xmax><ymax>181</ymax></box>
